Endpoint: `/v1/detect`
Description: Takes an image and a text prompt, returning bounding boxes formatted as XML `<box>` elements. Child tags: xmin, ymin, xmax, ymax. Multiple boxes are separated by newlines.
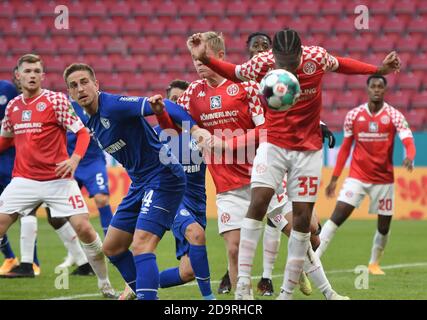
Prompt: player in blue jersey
<box><xmin>0</xmin><ymin>72</ymin><xmax>41</xmax><ymax>276</ymax></box>
<box><xmin>63</xmin><ymin>63</ymin><xmax>211</xmax><ymax>300</ymax></box>
<box><xmin>152</xmin><ymin>80</ymin><xmax>214</xmax><ymax>300</ymax></box>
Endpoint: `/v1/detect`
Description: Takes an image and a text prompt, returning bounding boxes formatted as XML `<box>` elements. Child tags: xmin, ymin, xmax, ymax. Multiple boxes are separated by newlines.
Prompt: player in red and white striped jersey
<box><xmin>318</xmin><ymin>75</ymin><xmax>415</xmax><ymax>275</ymax></box>
<box><xmin>0</xmin><ymin>54</ymin><xmax>116</xmax><ymax>297</ymax></box>
<box><xmin>189</xmin><ymin>28</ymin><xmax>401</xmax><ymax>300</ymax></box>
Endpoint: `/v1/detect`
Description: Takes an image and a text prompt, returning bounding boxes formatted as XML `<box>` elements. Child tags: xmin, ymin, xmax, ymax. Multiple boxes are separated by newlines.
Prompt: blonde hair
<box><xmin>187</xmin><ymin>31</ymin><xmax>226</xmax><ymax>55</ymax></box>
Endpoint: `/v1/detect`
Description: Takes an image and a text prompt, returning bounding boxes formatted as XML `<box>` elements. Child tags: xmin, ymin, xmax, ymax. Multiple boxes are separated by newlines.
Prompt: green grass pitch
<box><xmin>0</xmin><ymin>218</ymin><xmax>426</xmax><ymax>300</ymax></box>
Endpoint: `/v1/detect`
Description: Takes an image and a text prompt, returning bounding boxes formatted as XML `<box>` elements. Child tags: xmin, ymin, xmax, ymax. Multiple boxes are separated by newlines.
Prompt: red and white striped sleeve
<box><xmin>343</xmin><ymin>106</ymin><xmax>363</xmax><ymax>137</ymax></box>
<box><xmin>387</xmin><ymin>105</ymin><xmax>413</xmax><ymax>141</ymax></box>
<box><xmin>241</xmin><ymin>80</ymin><xmax>265</xmax><ymax>126</ymax></box>
<box><xmin>176</xmin><ymin>80</ymin><xmax>204</xmax><ymax>114</ymax></box>
<box><xmin>236</xmin><ymin>50</ymin><xmax>276</xmax><ymax>82</ymax></box>
<box><xmin>49</xmin><ymin>91</ymin><xmax>84</xmax><ymax>133</ymax></box>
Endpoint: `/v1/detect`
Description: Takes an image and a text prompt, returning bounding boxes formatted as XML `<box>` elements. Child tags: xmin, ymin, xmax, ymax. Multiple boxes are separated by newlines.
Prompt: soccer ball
<box><xmin>260</xmin><ymin>69</ymin><xmax>301</xmax><ymax>111</ymax></box>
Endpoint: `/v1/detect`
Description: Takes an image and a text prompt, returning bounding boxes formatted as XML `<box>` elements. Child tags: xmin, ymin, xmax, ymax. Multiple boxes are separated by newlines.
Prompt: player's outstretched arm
<box><xmin>55</xmin><ymin>127</ymin><xmax>90</xmax><ymax>178</ymax></box>
<box><xmin>334</xmin><ymin>51</ymin><xmax>401</xmax><ymax>75</ymax></box>
<box><xmin>325</xmin><ymin>136</ymin><xmax>354</xmax><ymax>198</ymax></box>
<box><xmin>146</xmin><ymin>94</ymin><xmax>197</xmax><ymax>132</ymax></box>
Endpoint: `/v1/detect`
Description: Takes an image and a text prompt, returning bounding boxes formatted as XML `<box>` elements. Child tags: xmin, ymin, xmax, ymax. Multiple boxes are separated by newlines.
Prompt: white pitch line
<box><xmin>46</xmin><ymin>261</ymin><xmax>427</xmax><ymax>300</ymax></box>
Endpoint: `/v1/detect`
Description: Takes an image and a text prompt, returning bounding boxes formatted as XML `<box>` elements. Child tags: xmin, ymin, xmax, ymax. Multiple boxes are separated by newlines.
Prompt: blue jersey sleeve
<box><xmin>0</xmin><ymin>81</ymin><xmax>19</xmax><ymax>120</ymax></box>
<box><xmin>101</xmin><ymin>94</ymin><xmax>147</xmax><ymax>120</ymax></box>
<box><xmin>142</xmin><ymin>98</ymin><xmax>197</xmax><ymax>128</ymax></box>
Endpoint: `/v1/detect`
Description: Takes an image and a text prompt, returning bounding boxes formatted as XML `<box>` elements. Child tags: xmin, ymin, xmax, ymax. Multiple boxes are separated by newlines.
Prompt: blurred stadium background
<box><xmin>1</xmin><ymin>0</ymin><xmax>427</xmax><ymax>300</ymax></box>
<box><xmin>1</xmin><ymin>0</ymin><xmax>426</xmax><ymax>217</ymax></box>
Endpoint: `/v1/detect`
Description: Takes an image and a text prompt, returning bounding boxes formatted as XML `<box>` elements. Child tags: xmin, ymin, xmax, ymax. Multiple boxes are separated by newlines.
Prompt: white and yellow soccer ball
<box><xmin>260</xmin><ymin>69</ymin><xmax>301</xmax><ymax>111</ymax></box>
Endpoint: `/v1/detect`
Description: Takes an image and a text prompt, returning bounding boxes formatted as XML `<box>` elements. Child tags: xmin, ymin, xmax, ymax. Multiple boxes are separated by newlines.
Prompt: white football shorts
<box><xmin>251</xmin><ymin>142</ymin><xmax>323</xmax><ymax>203</ymax></box>
<box><xmin>0</xmin><ymin>177</ymin><xmax>88</xmax><ymax>218</ymax></box>
<box><xmin>216</xmin><ymin>184</ymin><xmax>290</xmax><ymax>234</ymax></box>
<box><xmin>337</xmin><ymin>177</ymin><xmax>394</xmax><ymax>216</ymax></box>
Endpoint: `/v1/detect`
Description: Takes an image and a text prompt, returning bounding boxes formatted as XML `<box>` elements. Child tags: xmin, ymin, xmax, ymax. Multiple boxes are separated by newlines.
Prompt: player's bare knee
<box><xmin>94</xmin><ymin>194</ymin><xmax>109</xmax><ymax>208</ymax></box>
<box><xmin>185</xmin><ymin>224</ymin><xmax>206</xmax><ymax>245</ymax></box>
<box><xmin>180</xmin><ymin>265</ymin><xmax>195</xmax><ymax>282</ymax></box>
<box><xmin>48</xmin><ymin>217</ymin><xmax>67</xmax><ymax>230</ymax></box>
<box><xmin>227</xmin><ymin>243</ymin><xmax>239</xmax><ymax>261</ymax></box>
<box><xmin>132</xmin><ymin>231</ymin><xmax>158</xmax><ymax>254</ymax></box>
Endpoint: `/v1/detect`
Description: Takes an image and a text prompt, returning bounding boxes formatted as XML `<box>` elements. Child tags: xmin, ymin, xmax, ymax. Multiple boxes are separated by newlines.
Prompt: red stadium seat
<box><xmin>226</xmin><ymin>37</ymin><xmax>247</xmax><ymax>54</ymax></box>
<box><xmin>290</xmin><ymin>17</ymin><xmax>310</xmax><ymax>34</ymax></box>
<box><xmin>95</xmin><ymin>19</ymin><xmax>118</xmax><ymax>36</ymax></box>
<box><xmin>106</xmin><ymin>39</ymin><xmax>127</xmax><ymax>55</ymax></box>
<box><xmin>66</xmin><ymin>1</ymin><xmax>86</xmax><ymax>17</ymax></box>
<box><xmin>213</xmin><ymin>18</ymin><xmax>236</xmax><ymax>37</ymax></box>
<box><xmin>72</xmin><ymin>19</ymin><xmax>95</xmax><ymax>36</ymax></box>
<box><xmin>372</xmin><ymin>35</ymin><xmax>396</xmax><ymax>53</ymax></box>
<box><xmin>397</xmin><ymin>73</ymin><xmax>422</xmax><ymax>91</ymax></box>
<box><xmin>142</xmin><ymin>18</ymin><xmax>165</xmax><ymax>36</ymax></box>
<box><xmin>149</xmin><ymin>74</ymin><xmax>174</xmax><ymax>91</ymax></box>
<box><xmin>164</xmin><ymin>56</ymin><xmax>188</xmax><ymax>73</ymax></box>
<box><xmin>102</xmin><ymin>74</ymin><xmax>124</xmax><ymax>92</ymax></box>
<box><xmin>203</xmin><ymin>1</ymin><xmax>225</xmax><ymax>17</ymax></box>
<box><xmin>323</xmin><ymin>73</ymin><xmax>346</xmax><ymax>91</ymax></box>
<box><xmin>166</xmin><ymin>19</ymin><xmax>189</xmax><ymax>35</ymax></box>
<box><xmin>57</xmin><ymin>38</ymin><xmax>80</xmax><ymax>55</ymax></box>
<box><xmin>346</xmin><ymin>75</ymin><xmax>368</xmax><ymax>91</ymax></box>
<box><xmin>310</xmin><ymin>18</ymin><xmax>333</xmax><ymax>35</ymax></box>
<box><xmin>322</xmin><ymin>36</ymin><xmax>346</xmax><ymax>55</ymax></box>
<box><xmin>14</xmin><ymin>1</ymin><xmax>36</xmax><ymax>18</ymax></box>
<box><xmin>322</xmin><ymin>109</ymin><xmax>347</xmax><ymax>131</ymax></box>
<box><xmin>320</xmin><ymin>1</ymin><xmax>343</xmax><ymax>16</ymax></box>
<box><xmin>409</xmin><ymin>54</ymin><xmax>427</xmax><ymax>71</ymax></box>
<box><xmin>81</xmin><ymin>38</ymin><xmax>105</xmax><ymax>54</ymax></box>
<box><xmin>86</xmin><ymin>1</ymin><xmax>107</xmax><ymax>17</ymax></box>
<box><xmin>248</xmin><ymin>1</ymin><xmax>273</xmax><ymax>17</ymax></box>
<box><xmin>259</xmin><ymin>18</ymin><xmax>285</xmax><ymax>35</ymax></box>
<box><xmin>370</xmin><ymin>0</ymin><xmax>393</xmax><ymax>16</ymax></box>
<box><xmin>88</xmin><ymin>56</ymin><xmax>113</xmax><ymax>73</ymax></box>
<box><xmin>407</xmin><ymin>16</ymin><xmax>427</xmax><ymax>35</ymax></box>
<box><xmin>0</xmin><ymin>56</ymin><xmax>18</xmax><ymax>72</ymax></box>
<box><xmin>272</xmin><ymin>1</ymin><xmax>297</xmax><ymax>18</ymax></box>
<box><xmin>335</xmin><ymin>91</ymin><xmax>361</xmax><ymax>109</ymax></box>
<box><xmin>124</xmin><ymin>74</ymin><xmax>147</xmax><ymax>92</ymax></box>
<box><xmin>179</xmin><ymin>1</ymin><xmax>202</xmax><ymax>20</ymax></box>
<box><xmin>152</xmin><ymin>37</ymin><xmax>176</xmax><ymax>54</ymax></box>
<box><xmin>383</xmin><ymin>16</ymin><xmax>407</xmax><ymax>34</ymax></box>
<box><xmin>386</xmin><ymin>91</ymin><xmax>411</xmax><ymax>110</ymax></box>
<box><xmin>237</xmin><ymin>18</ymin><xmax>261</xmax><ymax>36</ymax></box>
<box><xmin>33</xmin><ymin>38</ymin><xmax>57</xmax><ymax>56</ymax></box>
<box><xmin>3</xmin><ymin>20</ymin><xmax>23</xmax><ymax>36</ymax></box>
<box><xmin>23</xmin><ymin>19</ymin><xmax>47</xmax><ymax>37</ymax></box>
<box><xmin>118</xmin><ymin>19</ymin><xmax>142</xmax><ymax>36</ymax></box>
<box><xmin>322</xmin><ymin>92</ymin><xmax>335</xmax><ymax>110</ymax></box>
<box><xmin>140</xmin><ymin>56</ymin><xmax>164</xmax><ymax>73</ymax></box>
<box><xmin>0</xmin><ymin>1</ymin><xmax>14</xmax><ymax>18</ymax></box>
<box><xmin>346</xmin><ymin>36</ymin><xmax>371</xmax><ymax>53</ymax></box>
<box><xmin>399</xmin><ymin>36</ymin><xmax>421</xmax><ymax>53</ymax></box>
<box><xmin>297</xmin><ymin>0</ymin><xmax>320</xmax><ymax>16</ymax></box>
<box><xmin>405</xmin><ymin>110</ymin><xmax>425</xmax><ymax>131</ymax></box>
<box><xmin>43</xmin><ymin>56</ymin><xmax>66</xmax><ymax>73</ymax></box>
<box><xmin>334</xmin><ymin>17</ymin><xmax>358</xmax><ymax>35</ymax></box>
<box><xmin>157</xmin><ymin>0</ymin><xmax>178</xmax><ymax>17</ymax></box>
<box><xmin>189</xmin><ymin>18</ymin><xmax>213</xmax><ymax>34</ymax></box>
<box><xmin>410</xmin><ymin>92</ymin><xmax>427</xmax><ymax>109</ymax></box>
<box><xmin>417</xmin><ymin>0</ymin><xmax>427</xmax><ymax>14</ymax></box>
<box><xmin>10</xmin><ymin>38</ymin><xmax>33</xmax><ymax>55</ymax></box>
<box><xmin>109</xmin><ymin>1</ymin><xmax>131</xmax><ymax>17</ymax></box>
<box><xmin>226</xmin><ymin>1</ymin><xmax>248</xmax><ymax>18</ymax></box>
<box><xmin>132</xmin><ymin>1</ymin><xmax>155</xmax><ymax>17</ymax></box>
<box><xmin>393</xmin><ymin>0</ymin><xmax>417</xmax><ymax>15</ymax></box>
<box><xmin>127</xmin><ymin>37</ymin><xmax>153</xmax><ymax>55</ymax></box>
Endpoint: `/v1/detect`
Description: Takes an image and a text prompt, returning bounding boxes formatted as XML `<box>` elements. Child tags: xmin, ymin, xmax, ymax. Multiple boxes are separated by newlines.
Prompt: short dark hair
<box><xmin>17</xmin><ymin>54</ymin><xmax>43</xmax><ymax>69</ymax></box>
<box><xmin>246</xmin><ymin>32</ymin><xmax>272</xmax><ymax>47</ymax></box>
<box><xmin>272</xmin><ymin>28</ymin><xmax>302</xmax><ymax>56</ymax></box>
<box><xmin>63</xmin><ymin>63</ymin><xmax>96</xmax><ymax>85</ymax></box>
<box><xmin>367</xmin><ymin>74</ymin><xmax>387</xmax><ymax>86</ymax></box>
<box><xmin>166</xmin><ymin>79</ymin><xmax>190</xmax><ymax>98</ymax></box>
